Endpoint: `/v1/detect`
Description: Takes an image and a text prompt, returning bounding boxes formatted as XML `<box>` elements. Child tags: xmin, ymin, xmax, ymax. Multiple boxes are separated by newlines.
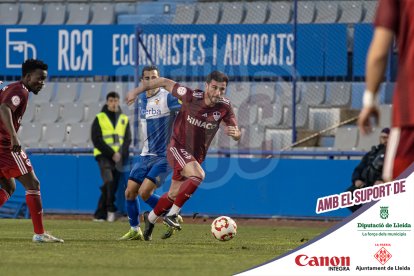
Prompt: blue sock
<box><xmin>126</xmin><ymin>199</ymin><xmax>140</xmax><ymax>227</ymax></box>
<box><xmin>145</xmin><ymin>194</ymin><xmax>160</xmax><ymax>209</ymax></box>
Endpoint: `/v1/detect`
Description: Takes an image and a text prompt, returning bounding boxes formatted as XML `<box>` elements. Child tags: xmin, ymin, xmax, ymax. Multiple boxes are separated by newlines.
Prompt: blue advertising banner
<box><xmin>353</xmin><ymin>24</ymin><xmax>374</xmax><ymax>77</ymax></box>
<box><xmin>0</xmin><ymin>24</ymin><xmax>347</xmax><ymax>77</ymax></box>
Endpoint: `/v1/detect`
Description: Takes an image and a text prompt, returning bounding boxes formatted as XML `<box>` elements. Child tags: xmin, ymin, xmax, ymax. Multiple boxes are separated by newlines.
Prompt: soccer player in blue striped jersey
<box><xmin>119</xmin><ymin>65</ymin><xmax>180</xmax><ymax>241</ymax></box>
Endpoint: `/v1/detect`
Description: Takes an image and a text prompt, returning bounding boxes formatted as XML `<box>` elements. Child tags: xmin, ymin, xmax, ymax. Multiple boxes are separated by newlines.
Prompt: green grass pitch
<box><xmin>0</xmin><ymin>218</ymin><xmax>330</xmax><ymax>276</ymax></box>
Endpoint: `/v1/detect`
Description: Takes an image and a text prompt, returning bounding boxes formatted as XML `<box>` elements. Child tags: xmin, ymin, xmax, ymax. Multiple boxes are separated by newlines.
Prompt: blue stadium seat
<box><xmin>43</xmin><ymin>3</ymin><xmax>66</xmax><ymax>25</ymax></box>
<box><xmin>315</xmin><ymin>1</ymin><xmax>339</xmax><ymax>23</ymax></box>
<box><xmin>244</xmin><ymin>2</ymin><xmax>268</xmax><ymax>24</ymax></box>
<box><xmin>267</xmin><ymin>1</ymin><xmax>291</xmax><ymax>24</ymax></box>
<box><xmin>19</xmin><ymin>3</ymin><xmax>43</xmax><ymax>25</ymax></box>
<box><xmin>338</xmin><ymin>1</ymin><xmax>363</xmax><ymax>23</ymax></box>
<box><xmin>219</xmin><ymin>2</ymin><xmax>244</xmax><ymax>24</ymax></box>
<box><xmin>0</xmin><ymin>3</ymin><xmax>19</xmax><ymax>25</ymax></box>
<box><xmin>173</xmin><ymin>4</ymin><xmax>196</xmax><ymax>24</ymax></box>
<box><xmin>351</xmin><ymin>83</ymin><xmax>365</xmax><ymax>109</ymax></box>
<box><xmin>195</xmin><ymin>2</ymin><xmax>220</xmax><ymax>24</ymax></box>
<box><xmin>66</xmin><ymin>3</ymin><xmax>90</xmax><ymax>25</ymax></box>
<box><xmin>90</xmin><ymin>3</ymin><xmax>114</xmax><ymax>25</ymax></box>
<box><xmin>325</xmin><ymin>82</ymin><xmax>351</xmax><ymax>107</ymax></box>
<box><xmin>226</xmin><ymin>82</ymin><xmax>251</xmax><ymax>108</ymax></box>
<box><xmin>363</xmin><ymin>1</ymin><xmax>378</xmax><ymax>23</ymax></box>
<box><xmin>334</xmin><ymin>126</ymin><xmax>358</xmax><ymax>150</ymax></box>
<box><xmin>299</xmin><ymin>82</ymin><xmax>326</xmax><ymax>106</ymax></box>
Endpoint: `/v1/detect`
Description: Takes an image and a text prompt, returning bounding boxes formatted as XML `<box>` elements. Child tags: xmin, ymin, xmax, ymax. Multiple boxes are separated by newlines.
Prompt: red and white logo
<box><xmin>295</xmin><ymin>254</ymin><xmax>351</xmax><ymax>267</ymax></box>
<box><xmin>177</xmin><ymin>87</ymin><xmax>187</xmax><ymax>96</ymax></box>
<box><xmin>213</xmin><ymin>111</ymin><xmax>221</xmax><ymax>121</ymax></box>
<box><xmin>11</xmin><ymin>96</ymin><xmax>21</xmax><ymax>106</ymax></box>
<box><xmin>374</xmin><ymin>247</ymin><xmax>392</xmax><ymax>265</ymax></box>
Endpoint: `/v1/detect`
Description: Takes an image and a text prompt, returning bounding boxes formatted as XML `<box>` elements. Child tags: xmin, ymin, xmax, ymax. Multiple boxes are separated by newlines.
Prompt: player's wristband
<box><xmin>362</xmin><ymin>90</ymin><xmax>378</xmax><ymax>108</ymax></box>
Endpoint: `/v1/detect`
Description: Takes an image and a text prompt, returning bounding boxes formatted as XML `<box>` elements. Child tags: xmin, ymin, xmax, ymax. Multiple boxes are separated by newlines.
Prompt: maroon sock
<box><xmin>0</xmin><ymin>188</ymin><xmax>10</xmax><ymax>208</ymax></box>
<box><xmin>174</xmin><ymin>176</ymin><xmax>202</xmax><ymax>208</ymax></box>
<box><xmin>25</xmin><ymin>190</ymin><xmax>44</xmax><ymax>234</ymax></box>
<box><xmin>153</xmin><ymin>193</ymin><xmax>175</xmax><ymax>216</ymax></box>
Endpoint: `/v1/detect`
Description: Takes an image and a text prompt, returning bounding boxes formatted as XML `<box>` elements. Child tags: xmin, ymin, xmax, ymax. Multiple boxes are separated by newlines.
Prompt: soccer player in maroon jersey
<box><xmin>126</xmin><ymin>71</ymin><xmax>241</xmax><ymax>240</ymax></box>
<box><xmin>0</xmin><ymin>59</ymin><xmax>63</xmax><ymax>243</ymax></box>
<box><xmin>358</xmin><ymin>0</ymin><xmax>414</xmax><ymax>181</ymax></box>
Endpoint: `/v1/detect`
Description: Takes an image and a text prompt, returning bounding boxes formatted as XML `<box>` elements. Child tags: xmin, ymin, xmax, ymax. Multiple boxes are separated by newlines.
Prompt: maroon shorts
<box><xmin>0</xmin><ymin>149</ymin><xmax>33</xmax><ymax>179</ymax></box>
<box><xmin>384</xmin><ymin>126</ymin><xmax>414</xmax><ymax>180</ymax></box>
<box><xmin>167</xmin><ymin>140</ymin><xmax>200</xmax><ymax>181</ymax></box>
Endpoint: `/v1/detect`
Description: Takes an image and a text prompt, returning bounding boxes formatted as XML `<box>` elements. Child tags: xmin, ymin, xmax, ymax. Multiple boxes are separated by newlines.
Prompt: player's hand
<box><xmin>226</xmin><ymin>126</ymin><xmax>241</xmax><ymax>141</ymax></box>
<box><xmin>354</xmin><ymin>180</ymin><xmax>366</xmax><ymax>188</ymax></box>
<box><xmin>357</xmin><ymin>106</ymin><xmax>379</xmax><ymax>135</ymax></box>
<box><xmin>10</xmin><ymin>135</ymin><xmax>22</xmax><ymax>153</ymax></box>
<box><xmin>112</xmin><ymin>152</ymin><xmax>121</xmax><ymax>163</ymax></box>
<box><xmin>374</xmin><ymin>180</ymin><xmax>384</xmax><ymax>185</ymax></box>
<box><xmin>125</xmin><ymin>90</ymin><xmax>137</xmax><ymax>106</ymax></box>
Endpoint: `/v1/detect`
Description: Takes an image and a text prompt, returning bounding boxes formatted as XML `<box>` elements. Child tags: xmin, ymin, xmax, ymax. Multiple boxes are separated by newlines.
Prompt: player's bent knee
<box><xmin>167</xmin><ymin>191</ymin><xmax>177</xmax><ymax>200</ymax></box>
<box><xmin>138</xmin><ymin>189</ymin><xmax>151</xmax><ymax>201</ymax></box>
<box><xmin>125</xmin><ymin>189</ymin><xmax>138</xmax><ymax>200</ymax></box>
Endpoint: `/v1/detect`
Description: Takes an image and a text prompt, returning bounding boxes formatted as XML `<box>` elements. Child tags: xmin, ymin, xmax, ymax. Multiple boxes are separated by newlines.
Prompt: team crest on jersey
<box><xmin>26</xmin><ymin>159</ymin><xmax>32</xmax><ymax>167</ymax></box>
<box><xmin>11</xmin><ymin>96</ymin><xmax>21</xmax><ymax>106</ymax></box>
<box><xmin>155</xmin><ymin>98</ymin><xmax>160</xmax><ymax>105</ymax></box>
<box><xmin>213</xmin><ymin>111</ymin><xmax>221</xmax><ymax>121</ymax></box>
<box><xmin>177</xmin><ymin>87</ymin><xmax>187</xmax><ymax>96</ymax></box>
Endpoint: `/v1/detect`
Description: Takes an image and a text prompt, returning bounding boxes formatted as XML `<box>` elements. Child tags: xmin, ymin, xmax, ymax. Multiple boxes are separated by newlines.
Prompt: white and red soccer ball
<box><xmin>211</xmin><ymin>216</ymin><xmax>237</xmax><ymax>241</ymax></box>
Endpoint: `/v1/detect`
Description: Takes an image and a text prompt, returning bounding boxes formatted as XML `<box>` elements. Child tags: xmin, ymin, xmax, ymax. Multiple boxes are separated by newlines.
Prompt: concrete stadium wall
<box><xmin>13</xmin><ymin>155</ymin><xmax>358</xmax><ymax>218</ymax></box>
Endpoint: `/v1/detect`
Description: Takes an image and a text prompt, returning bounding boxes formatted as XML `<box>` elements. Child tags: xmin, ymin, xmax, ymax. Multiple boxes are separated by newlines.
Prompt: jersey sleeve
<box><xmin>171</xmin><ymin>83</ymin><xmax>193</xmax><ymax>103</ymax></box>
<box><xmin>222</xmin><ymin>104</ymin><xmax>238</xmax><ymax>127</ymax></box>
<box><xmin>167</xmin><ymin>93</ymin><xmax>181</xmax><ymax>111</ymax></box>
<box><xmin>374</xmin><ymin>0</ymin><xmax>399</xmax><ymax>32</ymax></box>
<box><xmin>0</xmin><ymin>87</ymin><xmax>25</xmax><ymax>112</ymax></box>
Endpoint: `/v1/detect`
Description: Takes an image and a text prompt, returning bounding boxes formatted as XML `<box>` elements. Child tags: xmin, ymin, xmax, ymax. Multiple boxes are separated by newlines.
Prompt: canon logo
<box><xmin>295</xmin><ymin>254</ymin><xmax>350</xmax><ymax>267</ymax></box>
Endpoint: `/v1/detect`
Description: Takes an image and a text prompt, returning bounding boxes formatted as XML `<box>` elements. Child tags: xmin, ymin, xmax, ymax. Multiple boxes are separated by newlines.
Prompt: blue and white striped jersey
<box><xmin>137</xmin><ymin>88</ymin><xmax>180</xmax><ymax>156</ymax></box>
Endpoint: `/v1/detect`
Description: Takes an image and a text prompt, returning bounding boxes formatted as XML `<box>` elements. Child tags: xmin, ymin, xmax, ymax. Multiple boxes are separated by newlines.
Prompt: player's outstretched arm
<box><xmin>126</xmin><ymin>77</ymin><xmax>177</xmax><ymax>105</ymax></box>
<box><xmin>0</xmin><ymin>103</ymin><xmax>21</xmax><ymax>152</ymax></box>
<box><xmin>358</xmin><ymin>27</ymin><xmax>394</xmax><ymax>135</ymax></box>
<box><xmin>226</xmin><ymin>125</ymin><xmax>241</xmax><ymax>141</ymax></box>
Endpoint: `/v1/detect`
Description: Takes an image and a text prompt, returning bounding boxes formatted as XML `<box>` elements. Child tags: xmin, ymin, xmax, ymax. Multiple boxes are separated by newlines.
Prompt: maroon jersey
<box><xmin>171</xmin><ymin>83</ymin><xmax>237</xmax><ymax>161</ymax></box>
<box><xmin>375</xmin><ymin>0</ymin><xmax>414</xmax><ymax>127</ymax></box>
<box><xmin>0</xmin><ymin>81</ymin><xmax>29</xmax><ymax>149</ymax></box>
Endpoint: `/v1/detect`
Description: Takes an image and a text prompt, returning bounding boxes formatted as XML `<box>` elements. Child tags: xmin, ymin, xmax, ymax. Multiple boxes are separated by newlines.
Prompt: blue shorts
<box><xmin>128</xmin><ymin>155</ymin><xmax>171</xmax><ymax>188</ymax></box>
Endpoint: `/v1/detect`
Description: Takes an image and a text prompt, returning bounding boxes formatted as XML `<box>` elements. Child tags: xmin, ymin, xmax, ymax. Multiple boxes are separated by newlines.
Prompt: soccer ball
<box><xmin>211</xmin><ymin>216</ymin><xmax>237</xmax><ymax>241</ymax></box>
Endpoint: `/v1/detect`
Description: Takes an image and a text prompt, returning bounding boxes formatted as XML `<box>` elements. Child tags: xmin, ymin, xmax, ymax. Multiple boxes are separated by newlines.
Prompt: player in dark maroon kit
<box><xmin>358</xmin><ymin>0</ymin><xmax>414</xmax><ymax>181</ymax></box>
<box><xmin>0</xmin><ymin>59</ymin><xmax>63</xmax><ymax>243</ymax></box>
<box><xmin>126</xmin><ymin>71</ymin><xmax>241</xmax><ymax>240</ymax></box>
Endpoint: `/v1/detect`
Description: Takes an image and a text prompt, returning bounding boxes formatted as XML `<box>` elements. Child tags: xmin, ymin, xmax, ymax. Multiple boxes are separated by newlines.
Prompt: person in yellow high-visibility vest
<box><xmin>91</xmin><ymin>91</ymin><xmax>131</xmax><ymax>222</ymax></box>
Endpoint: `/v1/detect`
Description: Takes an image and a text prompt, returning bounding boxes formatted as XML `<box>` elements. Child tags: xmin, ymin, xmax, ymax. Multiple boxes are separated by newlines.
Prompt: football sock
<box><xmin>25</xmin><ymin>190</ymin><xmax>44</xmax><ymax>235</ymax></box>
<box><xmin>144</xmin><ymin>194</ymin><xmax>160</xmax><ymax>209</ymax></box>
<box><xmin>173</xmin><ymin>176</ymin><xmax>202</xmax><ymax>208</ymax></box>
<box><xmin>0</xmin><ymin>188</ymin><xmax>10</xmax><ymax>208</ymax></box>
<box><xmin>148</xmin><ymin>211</ymin><xmax>159</xmax><ymax>224</ymax></box>
<box><xmin>126</xmin><ymin>199</ymin><xmax>139</xmax><ymax>227</ymax></box>
<box><xmin>166</xmin><ymin>204</ymin><xmax>181</xmax><ymax>217</ymax></box>
<box><xmin>153</xmin><ymin>193</ymin><xmax>174</xmax><ymax>216</ymax></box>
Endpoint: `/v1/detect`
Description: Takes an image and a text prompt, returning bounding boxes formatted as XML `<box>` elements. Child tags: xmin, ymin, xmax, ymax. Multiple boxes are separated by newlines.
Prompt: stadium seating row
<box><xmin>27</xmin><ymin>123</ymin><xmax>384</xmax><ymax>153</ymax></box>
<box><xmin>172</xmin><ymin>1</ymin><xmax>377</xmax><ymax>25</ymax></box>
<box><xmin>0</xmin><ymin>0</ymin><xmax>377</xmax><ymax>26</ymax></box>
<box><xmin>15</xmin><ymin>81</ymin><xmax>392</xmax><ymax>129</ymax></box>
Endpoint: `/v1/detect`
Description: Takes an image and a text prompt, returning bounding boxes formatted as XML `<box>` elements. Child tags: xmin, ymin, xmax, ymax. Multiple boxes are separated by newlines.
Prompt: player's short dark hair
<box><xmin>206</xmin><ymin>71</ymin><xmax>229</xmax><ymax>85</ymax></box>
<box><xmin>106</xmin><ymin>91</ymin><xmax>120</xmax><ymax>100</ymax></box>
<box><xmin>141</xmin><ymin>65</ymin><xmax>160</xmax><ymax>78</ymax></box>
<box><xmin>22</xmin><ymin>59</ymin><xmax>48</xmax><ymax>77</ymax></box>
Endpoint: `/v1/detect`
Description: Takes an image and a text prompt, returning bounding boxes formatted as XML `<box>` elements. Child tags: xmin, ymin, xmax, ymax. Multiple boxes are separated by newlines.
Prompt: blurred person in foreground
<box><xmin>358</xmin><ymin>0</ymin><xmax>414</xmax><ymax>181</ymax></box>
